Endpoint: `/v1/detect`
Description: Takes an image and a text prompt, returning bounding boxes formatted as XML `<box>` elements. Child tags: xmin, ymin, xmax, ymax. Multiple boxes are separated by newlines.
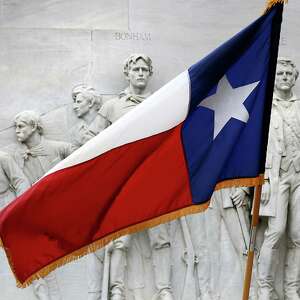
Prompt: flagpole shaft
<box><xmin>242</xmin><ymin>183</ymin><xmax>262</xmax><ymax>300</ymax></box>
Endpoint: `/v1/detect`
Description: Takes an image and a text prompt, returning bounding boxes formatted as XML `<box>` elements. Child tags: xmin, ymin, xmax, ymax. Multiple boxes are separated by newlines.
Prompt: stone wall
<box><xmin>0</xmin><ymin>1</ymin><xmax>299</xmax><ymax>299</ymax></box>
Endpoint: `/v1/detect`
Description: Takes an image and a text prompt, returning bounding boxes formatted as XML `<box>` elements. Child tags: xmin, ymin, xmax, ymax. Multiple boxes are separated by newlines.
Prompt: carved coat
<box><xmin>70</xmin><ymin>120</ymin><xmax>99</xmax><ymax>149</ymax></box>
<box><xmin>260</xmin><ymin>94</ymin><xmax>300</xmax><ymax>216</ymax></box>
<box><xmin>99</xmin><ymin>88</ymin><xmax>151</xmax><ymax>124</ymax></box>
<box><xmin>15</xmin><ymin>137</ymin><xmax>74</xmax><ymax>184</ymax></box>
<box><xmin>0</xmin><ymin>151</ymin><xmax>30</xmax><ymax>208</ymax></box>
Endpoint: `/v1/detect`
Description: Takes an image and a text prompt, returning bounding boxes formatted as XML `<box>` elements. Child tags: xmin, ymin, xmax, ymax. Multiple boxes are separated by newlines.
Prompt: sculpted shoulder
<box><xmin>96</xmin><ymin>96</ymin><xmax>120</xmax><ymax>127</ymax></box>
<box><xmin>42</xmin><ymin>138</ymin><xmax>75</xmax><ymax>157</ymax></box>
<box><xmin>0</xmin><ymin>151</ymin><xmax>17</xmax><ymax>169</ymax></box>
<box><xmin>0</xmin><ymin>151</ymin><xmax>10</xmax><ymax>162</ymax></box>
<box><xmin>99</xmin><ymin>96</ymin><xmax>120</xmax><ymax>116</ymax></box>
<box><xmin>42</xmin><ymin>138</ymin><xmax>71</xmax><ymax>148</ymax></box>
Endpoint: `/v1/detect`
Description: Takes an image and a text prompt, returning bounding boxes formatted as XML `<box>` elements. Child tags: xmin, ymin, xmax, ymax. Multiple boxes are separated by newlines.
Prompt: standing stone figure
<box><xmin>258</xmin><ymin>58</ymin><xmax>300</xmax><ymax>300</ymax></box>
<box><xmin>0</xmin><ymin>151</ymin><xmax>30</xmax><ymax>209</ymax></box>
<box><xmin>69</xmin><ymin>85</ymin><xmax>106</xmax><ymax>300</ymax></box>
<box><xmin>14</xmin><ymin>110</ymin><xmax>74</xmax><ymax>300</ymax></box>
<box><xmin>71</xmin><ymin>84</ymin><xmax>104</xmax><ymax>148</ymax></box>
<box><xmin>183</xmin><ymin>214</ymin><xmax>213</xmax><ymax>300</ymax></box>
<box><xmin>88</xmin><ymin>54</ymin><xmax>174</xmax><ymax>300</ymax></box>
<box><xmin>208</xmin><ymin>187</ymin><xmax>256</xmax><ymax>299</ymax></box>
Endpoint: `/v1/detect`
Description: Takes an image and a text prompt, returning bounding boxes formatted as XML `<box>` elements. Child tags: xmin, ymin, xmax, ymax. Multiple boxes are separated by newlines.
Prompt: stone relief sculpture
<box><xmin>14</xmin><ymin>110</ymin><xmax>74</xmax><ymax>184</ymax></box>
<box><xmin>0</xmin><ymin>1</ymin><xmax>298</xmax><ymax>299</ymax></box>
<box><xmin>68</xmin><ymin>85</ymin><xmax>106</xmax><ymax>300</ymax></box>
<box><xmin>13</xmin><ymin>110</ymin><xmax>74</xmax><ymax>300</ymax></box>
<box><xmin>181</xmin><ymin>214</ymin><xmax>212</xmax><ymax>300</ymax></box>
<box><xmin>1</xmin><ymin>54</ymin><xmax>299</xmax><ymax>300</ymax></box>
<box><xmin>208</xmin><ymin>187</ymin><xmax>257</xmax><ymax>299</ymax></box>
<box><xmin>83</xmin><ymin>54</ymin><xmax>174</xmax><ymax>300</ymax></box>
<box><xmin>258</xmin><ymin>58</ymin><xmax>300</xmax><ymax>300</ymax></box>
<box><xmin>71</xmin><ymin>85</ymin><xmax>103</xmax><ymax>148</ymax></box>
<box><xmin>0</xmin><ymin>151</ymin><xmax>30</xmax><ymax>209</ymax></box>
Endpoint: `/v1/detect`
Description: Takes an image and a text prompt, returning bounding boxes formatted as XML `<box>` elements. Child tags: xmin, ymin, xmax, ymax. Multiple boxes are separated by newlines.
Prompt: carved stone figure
<box><xmin>14</xmin><ymin>110</ymin><xmax>74</xmax><ymax>300</ymax></box>
<box><xmin>68</xmin><ymin>85</ymin><xmax>106</xmax><ymax>300</ymax></box>
<box><xmin>71</xmin><ymin>84</ymin><xmax>104</xmax><ymax>148</ymax></box>
<box><xmin>88</xmin><ymin>54</ymin><xmax>174</xmax><ymax>300</ymax></box>
<box><xmin>208</xmin><ymin>187</ymin><xmax>256</xmax><ymax>299</ymax></box>
<box><xmin>258</xmin><ymin>58</ymin><xmax>300</xmax><ymax>300</ymax></box>
<box><xmin>14</xmin><ymin>110</ymin><xmax>74</xmax><ymax>184</ymax></box>
<box><xmin>0</xmin><ymin>151</ymin><xmax>30</xmax><ymax>209</ymax></box>
<box><xmin>182</xmin><ymin>214</ymin><xmax>213</xmax><ymax>300</ymax></box>
<box><xmin>69</xmin><ymin>84</ymin><xmax>106</xmax><ymax>300</ymax></box>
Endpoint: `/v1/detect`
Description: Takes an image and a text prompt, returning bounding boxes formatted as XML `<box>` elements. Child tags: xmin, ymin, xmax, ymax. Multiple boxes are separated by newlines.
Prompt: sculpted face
<box><xmin>275</xmin><ymin>64</ymin><xmax>297</xmax><ymax>92</ymax></box>
<box><xmin>128</xmin><ymin>58</ymin><xmax>151</xmax><ymax>89</ymax></box>
<box><xmin>73</xmin><ymin>93</ymin><xmax>90</xmax><ymax>118</ymax></box>
<box><xmin>15</xmin><ymin>120</ymin><xmax>35</xmax><ymax>142</ymax></box>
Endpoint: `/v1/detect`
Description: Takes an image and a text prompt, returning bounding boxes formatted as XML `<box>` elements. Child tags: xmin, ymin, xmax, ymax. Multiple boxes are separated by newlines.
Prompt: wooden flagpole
<box><xmin>242</xmin><ymin>2</ymin><xmax>285</xmax><ymax>298</ymax></box>
<box><xmin>242</xmin><ymin>183</ymin><xmax>262</xmax><ymax>300</ymax></box>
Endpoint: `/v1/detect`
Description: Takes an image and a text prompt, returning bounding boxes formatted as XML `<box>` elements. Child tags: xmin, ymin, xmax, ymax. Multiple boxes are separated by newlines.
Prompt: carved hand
<box><xmin>230</xmin><ymin>188</ymin><xmax>246</xmax><ymax>207</ymax></box>
<box><xmin>261</xmin><ymin>181</ymin><xmax>271</xmax><ymax>205</ymax></box>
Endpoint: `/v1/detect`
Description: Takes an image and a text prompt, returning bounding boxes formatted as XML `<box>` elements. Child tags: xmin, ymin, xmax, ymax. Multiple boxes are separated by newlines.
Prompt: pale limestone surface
<box><xmin>0</xmin><ymin>1</ymin><xmax>299</xmax><ymax>299</ymax></box>
<box><xmin>0</xmin><ymin>0</ymin><xmax>128</xmax><ymax>30</ymax></box>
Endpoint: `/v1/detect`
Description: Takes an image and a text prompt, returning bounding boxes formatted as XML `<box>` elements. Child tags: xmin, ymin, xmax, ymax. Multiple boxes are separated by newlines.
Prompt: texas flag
<box><xmin>0</xmin><ymin>4</ymin><xmax>283</xmax><ymax>286</ymax></box>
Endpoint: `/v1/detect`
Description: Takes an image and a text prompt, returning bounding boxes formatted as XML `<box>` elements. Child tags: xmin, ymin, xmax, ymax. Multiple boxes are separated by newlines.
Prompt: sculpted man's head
<box><xmin>123</xmin><ymin>54</ymin><xmax>153</xmax><ymax>92</ymax></box>
<box><xmin>14</xmin><ymin>110</ymin><xmax>43</xmax><ymax>143</ymax></box>
<box><xmin>275</xmin><ymin>58</ymin><xmax>299</xmax><ymax>95</ymax></box>
<box><xmin>72</xmin><ymin>85</ymin><xmax>102</xmax><ymax>118</ymax></box>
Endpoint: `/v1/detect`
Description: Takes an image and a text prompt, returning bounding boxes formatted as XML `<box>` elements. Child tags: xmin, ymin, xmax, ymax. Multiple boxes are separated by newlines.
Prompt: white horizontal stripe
<box><xmin>46</xmin><ymin>70</ymin><xmax>191</xmax><ymax>175</ymax></box>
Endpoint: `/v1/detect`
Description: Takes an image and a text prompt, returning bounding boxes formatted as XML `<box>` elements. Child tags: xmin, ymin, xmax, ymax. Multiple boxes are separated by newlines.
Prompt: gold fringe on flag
<box><xmin>4</xmin><ymin>174</ymin><xmax>263</xmax><ymax>288</ymax></box>
<box><xmin>264</xmin><ymin>0</ymin><xmax>288</xmax><ymax>13</ymax></box>
<box><xmin>215</xmin><ymin>175</ymin><xmax>264</xmax><ymax>191</ymax></box>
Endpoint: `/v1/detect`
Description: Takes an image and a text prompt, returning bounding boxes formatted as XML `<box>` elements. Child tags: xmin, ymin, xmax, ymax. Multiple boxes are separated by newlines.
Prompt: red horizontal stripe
<box><xmin>0</xmin><ymin>124</ymin><xmax>192</xmax><ymax>283</ymax></box>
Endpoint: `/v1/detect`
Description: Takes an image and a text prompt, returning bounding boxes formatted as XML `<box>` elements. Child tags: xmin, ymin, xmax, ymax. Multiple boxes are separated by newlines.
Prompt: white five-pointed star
<box><xmin>198</xmin><ymin>75</ymin><xmax>260</xmax><ymax>139</ymax></box>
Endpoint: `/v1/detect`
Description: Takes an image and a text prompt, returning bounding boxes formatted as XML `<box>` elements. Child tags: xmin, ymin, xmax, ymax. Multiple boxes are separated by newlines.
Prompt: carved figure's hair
<box><xmin>14</xmin><ymin>110</ymin><xmax>43</xmax><ymax>135</ymax></box>
<box><xmin>123</xmin><ymin>53</ymin><xmax>153</xmax><ymax>76</ymax></box>
<box><xmin>72</xmin><ymin>84</ymin><xmax>102</xmax><ymax>110</ymax></box>
<box><xmin>277</xmin><ymin>57</ymin><xmax>299</xmax><ymax>80</ymax></box>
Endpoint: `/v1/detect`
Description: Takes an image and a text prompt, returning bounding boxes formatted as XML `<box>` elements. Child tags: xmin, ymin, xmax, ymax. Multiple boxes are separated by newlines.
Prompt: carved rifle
<box><xmin>235</xmin><ymin>205</ymin><xmax>251</xmax><ymax>255</ymax></box>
